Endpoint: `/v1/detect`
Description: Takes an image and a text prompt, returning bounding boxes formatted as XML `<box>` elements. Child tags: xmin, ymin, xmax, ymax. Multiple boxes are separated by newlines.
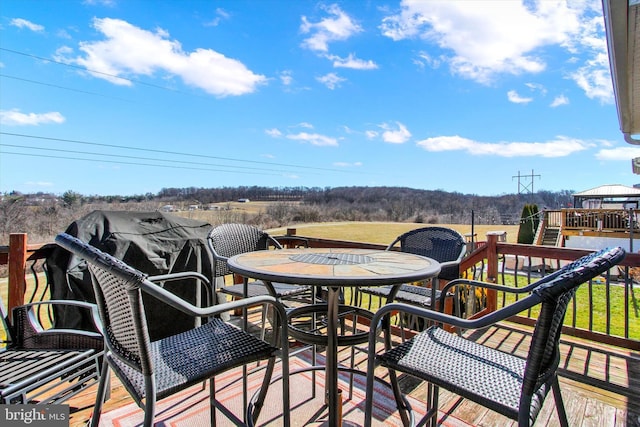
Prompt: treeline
<box><xmin>0</xmin><ymin>186</ymin><xmax>574</xmax><ymax>244</ymax></box>
<box><xmin>261</xmin><ymin>187</ymin><xmax>572</xmax><ymax>226</ymax></box>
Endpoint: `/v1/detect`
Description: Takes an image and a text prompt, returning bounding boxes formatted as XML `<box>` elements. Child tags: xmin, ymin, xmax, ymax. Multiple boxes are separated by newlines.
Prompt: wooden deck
<box><xmin>64</xmin><ymin>311</ymin><xmax>640</xmax><ymax>427</ymax></box>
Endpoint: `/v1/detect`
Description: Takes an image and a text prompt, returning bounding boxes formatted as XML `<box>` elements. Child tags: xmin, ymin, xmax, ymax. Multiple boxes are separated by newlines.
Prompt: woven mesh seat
<box><xmin>0</xmin><ymin>298</ymin><xmax>103</xmax><ymax>404</ymax></box>
<box><xmin>208</xmin><ymin>224</ymin><xmax>312</xmax><ymax>339</ymax></box>
<box><xmin>56</xmin><ymin>233</ymin><xmax>291</xmax><ymax>427</ymax></box>
<box><xmin>220</xmin><ymin>282</ymin><xmax>311</xmax><ymax>299</ymax></box>
<box><xmin>362</xmin><ymin>283</ymin><xmax>443</xmax><ymax>307</ymax></box>
<box><xmin>359</xmin><ymin>227</ymin><xmax>466</xmax><ymax>328</ymax></box>
<box><xmin>364</xmin><ymin>246</ymin><xmax>626</xmax><ymax>427</ymax></box>
<box><xmin>208</xmin><ymin>223</ymin><xmax>311</xmax><ymax>299</ymax></box>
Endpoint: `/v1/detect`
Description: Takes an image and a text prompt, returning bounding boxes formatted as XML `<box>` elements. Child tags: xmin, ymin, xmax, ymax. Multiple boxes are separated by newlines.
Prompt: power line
<box><xmin>0</xmin><ymin>47</ymin><xmax>182</xmax><ymax>94</ymax></box>
<box><xmin>0</xmin><ymin>132</ymin><xmax>364</xmax><ymax>174</ymax></box>
<box><xmin>0</xmin><ymin>142</ymin><xmax>326</xmax><ymax>175</ymax></box>
<box><xmin>0</xmin><ymin>74</ymin><xmax>133</xmax><ymax>102</ymax></box>
<box><xmin>0</xmin><ymin>151</ymin><xmax>286</xmax><ymax>176</ymax></box>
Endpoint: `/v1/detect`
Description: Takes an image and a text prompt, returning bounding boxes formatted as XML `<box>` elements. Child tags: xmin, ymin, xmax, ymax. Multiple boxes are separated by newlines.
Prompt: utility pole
<box><xmin>513</xmin><ymin>169</ymin><xmax>541</xmax><ymax>195</ymax></box>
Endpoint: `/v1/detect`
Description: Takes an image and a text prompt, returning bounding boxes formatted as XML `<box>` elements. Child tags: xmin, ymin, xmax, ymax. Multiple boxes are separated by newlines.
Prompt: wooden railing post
<box><xmin>8</xmin><ymin>233</ymin><xmax>27</xmax><ymax>319</ymax></box>
<box><xmin>484</xmin><ymin>232</ymin><xmax>500</xmax><ymax>313</ymax></box>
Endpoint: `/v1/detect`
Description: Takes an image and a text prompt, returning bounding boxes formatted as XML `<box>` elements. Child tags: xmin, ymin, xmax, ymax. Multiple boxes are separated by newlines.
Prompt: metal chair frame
<box><xmin>56</xmin><ymin>232</ymin><xmax>290</xmax><ymax>427</ymax></box>
<box><xmin>363</xmin><ymin>246</ymin><xmax>625</xmax><ymax>427</ymax></box>
<box><xmin>359</xmin><ymin>227</ymin><xmax>467</xmax><ymax>330</ymax></box>
<box><xmin>207</xmin><ymin>223</ymin><xmax>312</xmax><ymax>337</ymax></box>
<box><xmin>0</xmin><ymin>297</ymin><xmax>103</xmax><ymax>404</ymax></box>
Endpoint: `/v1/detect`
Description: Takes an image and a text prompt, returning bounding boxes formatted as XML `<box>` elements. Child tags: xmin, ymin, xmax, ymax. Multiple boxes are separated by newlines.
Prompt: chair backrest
<box><xmin>520</xmin><ymin>246</ymin><xmax>625</xmax><ymax>422</ymax></box>
<box><xmin>207</xmin><ymin>223</ymin><xmax>282</xmax><ymax>277</ymax></box>
<box><xmin>388</xmin><ymin>227</ymin><xmax>466</xmax><ymax>280</ymax></box>
<box><xmin>55</xmin><ymin>233</ymin><xmax>154</xmax><ymax>376</ymax></box>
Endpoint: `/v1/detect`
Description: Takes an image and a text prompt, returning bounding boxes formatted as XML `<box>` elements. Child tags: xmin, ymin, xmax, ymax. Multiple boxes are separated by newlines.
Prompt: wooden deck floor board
<box><xmin>63</xmin><ymin>316</ymin><xmax>639</xmax><ymax>426</ymax></box>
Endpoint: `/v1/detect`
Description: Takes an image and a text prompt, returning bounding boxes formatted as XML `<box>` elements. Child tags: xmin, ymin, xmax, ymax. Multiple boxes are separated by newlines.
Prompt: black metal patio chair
<box><xmin>0</xmin><ymin>295</ymin><xmax>103</xmax><ymax>404</ymax></box>
<box><xmin>363</xmin><ymin>246</ymin><xmax>625</xmax><ymax>427</ymax></box>
<box><xmin>207</xmin><ymin>223</ymin><xmax>312</xmax><ymax>337</ymax></box>
<box><xmin>55</xmin><ymin>232</ymin><xmax>290</xmax><ymax>427</ymax></box>
<box><xmin>358</xmin><ymin>227</ymin><xmax>466</xmax><ymax>329</ymax></box>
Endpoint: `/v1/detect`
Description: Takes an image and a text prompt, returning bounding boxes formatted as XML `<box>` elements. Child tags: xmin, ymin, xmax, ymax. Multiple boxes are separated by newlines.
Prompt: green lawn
<box><xmin>492</xmin><ymin>274</ymin><xmax>640</xmax><ymax>340</ymax></box>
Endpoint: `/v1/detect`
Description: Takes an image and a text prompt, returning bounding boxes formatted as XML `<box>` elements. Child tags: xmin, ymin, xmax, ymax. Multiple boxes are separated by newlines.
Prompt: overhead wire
<box><xmin>0</xmin><ymin>132</ymin><xmax>365</xmax><ymax>174</ymax></box>
<box><xmin>0</xmin><ymin>142</ymin><xmax>325</xmax><ymax>176</ymax></box>
<box><xmin>0</xmin><ymin>74</ymin><xmax>133</xmax><ymax>102</ymax></box>
<box><xmin>0</xmin><ymin>47</ymin><xmax>181</xmax><ymax>93</ymax></box>
<box><xmin>0</xmin><ymin>47</ymin><xmax>376</xmax><ymax>178</ymax></box>
<box><xmin>0</xmin><ymin>151</ymin><xmax>286</xmax><ymax>176</ymax></box>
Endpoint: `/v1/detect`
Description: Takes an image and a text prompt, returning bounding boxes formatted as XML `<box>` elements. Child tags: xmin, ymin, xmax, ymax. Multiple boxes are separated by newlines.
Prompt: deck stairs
<box><xmin>534</xmin><ymin>224</ymin><xmax>563</xmax><ymax>246</ymax></box>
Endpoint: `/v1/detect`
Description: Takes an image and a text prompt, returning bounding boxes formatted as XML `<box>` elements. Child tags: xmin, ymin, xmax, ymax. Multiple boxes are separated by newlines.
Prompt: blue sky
<box><xmin>1</xmin><ymin>0</ymin><xmax>639</xmax><ymax>197</ymax></box>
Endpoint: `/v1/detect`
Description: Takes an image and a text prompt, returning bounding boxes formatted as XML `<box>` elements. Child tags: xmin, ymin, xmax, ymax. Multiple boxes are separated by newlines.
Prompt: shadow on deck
<box><xmin>65</xmin><ymin>312</ymin><xmax>640</xmax><ymax>426</ymax></box>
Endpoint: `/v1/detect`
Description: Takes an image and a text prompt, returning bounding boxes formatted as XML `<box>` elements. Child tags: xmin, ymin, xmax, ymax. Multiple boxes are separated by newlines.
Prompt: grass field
<box><xmin>174</xmin><ymin>202</ymin><xmax>520</xmax><ymax>245</ymax></box>
<box><xmin>267</xmin><ymin>222</ymin><xmax>520</xmax><ymax>245</ymax></box>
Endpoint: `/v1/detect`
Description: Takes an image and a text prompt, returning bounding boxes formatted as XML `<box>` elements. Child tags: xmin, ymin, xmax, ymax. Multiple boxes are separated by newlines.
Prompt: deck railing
<box><xmin>2</xmin><ymin>231</ymin><xmax>639</xmax><ymax>350</ymax></box>
<box><xmin>542</xmin><ymin>208</ymin><xmax>640</xmax><ymax>238</ymax></box>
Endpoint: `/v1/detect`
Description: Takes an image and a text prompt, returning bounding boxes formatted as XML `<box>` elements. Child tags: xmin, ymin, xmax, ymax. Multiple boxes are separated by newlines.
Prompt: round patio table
<box><xmin>227</xmin><ymin>247</ymin><xmax>440</xmax><ymax>427</ymax></box>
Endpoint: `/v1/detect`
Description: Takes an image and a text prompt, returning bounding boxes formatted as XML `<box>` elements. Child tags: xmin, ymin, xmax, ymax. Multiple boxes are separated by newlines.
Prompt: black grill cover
<box><xmin>46</xmin><ymin>210</ymin><xmax>213</xmax><ymax>340</ymax></box>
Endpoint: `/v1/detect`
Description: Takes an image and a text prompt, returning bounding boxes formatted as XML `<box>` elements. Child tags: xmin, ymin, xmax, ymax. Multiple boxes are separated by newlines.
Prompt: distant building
<box><xmin>237</xmin><ymin>198</ymin><xmax>250</xmax><ymax>203</ymax></box>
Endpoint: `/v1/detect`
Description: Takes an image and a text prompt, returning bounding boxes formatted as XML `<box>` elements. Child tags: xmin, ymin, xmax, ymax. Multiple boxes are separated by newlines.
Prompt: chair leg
<box><xmin>89</xmin><ymin>360</ymin><xmax>111</xmax><ymax>427</ymax></box>
<box><xmin>143</xmin><ymin>376</ymin><xmax>157</xmax><ymax>427</ymax></box>
<box><xmin>210</xmin><ymin>378</ymin><xmax>217</xmax><ymax>427</ymax></box>
<box><xmin>427</xmin><ymin>383</ymin><xmax>439</xmax><ymax>427</ymax></box>
<box><xmin>552</xmin><ymin>378</ymin><xmax>569</xmax><ymax>427</ymax></box>
<box><xmin>388</xmin><ymin>368</ymin><xmax>412</xmax><ymax>427</ymax></box>
<box><xmin>250</xmin><ymin>356</ymin><xmax>277</xmax><ymax>424</ymax></box>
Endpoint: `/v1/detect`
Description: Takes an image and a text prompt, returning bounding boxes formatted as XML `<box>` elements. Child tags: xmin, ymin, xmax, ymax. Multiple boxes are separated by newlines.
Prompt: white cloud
<box><xmin>416</xmin><ymin>135</ymin><xmax>590</xmax><ymax>157</ymax></box>
<box><xmin>550</xmin><ymin>94</ymin><xmax>569</xmax><ymax>107</ymax></box>
<box><xmin>295</xmin><ymin>122</ymin><xmax>314</xmax><ymax>129</ymax></box>
<box><xmin>317</xmin><ymin>72</ymin><xmax>346</xmax><ymax>90</ymax></box>
<box><xmin>83</xmin><ymin>0</ymin><xmax>116</xmax><ymax>6</ymax></box>
<box><xmin>413</xmin><ymin>51</ymin><xmax>442</xmax><ymax>70</ymax></box>
<box><xmin>596</xmin><ymin>146</ymin><xmax>640</xmax><ymax>161</ymax></box>
<box><xmin>205</xmin><ymin>8</ymin><xmax>231</xmax><ymax>27</ymax></box>
<box><xmin>380</xmin><ymin>0</ymin><xmax>604</xmax><ymax>90</ymax></box>
<box><xmin>300</xmin><ymin>4</ymin><xmax>362</xmax><ymax>52</ymax></box>
<box><xmin>333</xmin><ymin>161</ymin><xmax>363</xmax><ymax>167</ymax></box>
<box><xmin>10</xmin><ymin>18</ymin><xmax>44</xmax><ymax>32</ymax></box>
<box><xmin>507</xmin><ymin>90</ymin><xmax>533</xmax><ymax>104</ymax></box>
<box><xmin>56</xmin><ymin>18</ymin><xmax>266</xmax><ymax>97</ymax></box>
<box><xmin>265</xmin><ymin>128</ymin><xmax>282</xmax><ymax>138</ymax></box>
<box><xmin>0</xmin><ymin>109</ymin><xmax>65</xmax><ymax>126</ymax></box>
<box><xmin>25</xmin><ymin>181</ymin><xmax>54</xmax><ymax>188</ymax></box>
<box><xmin>365</xmin><ymin>130</ymin><xmax>378</xmax><ymax>139</ymax></box>
<box><xmin>328</xmin><ymin>54</ymin><xmax>378</xmax><ymax>70</ymax></box>
<box><xmin>571</xmin><ymin>51</ymin><xmax>613</xmax><ymax>103</ymax></box>
<box><xmin>525</xmin><ymin>82</ymin><xmax>547</xmax><ymax>95</ymax></box>
<box><xmin>286</xmin><ymin>132</ymin><xmax>338</xmax><ymax>146</ymax></box>
<box><xmin>380</xmin><ymin>122</ymin><xmax>411</xmax><ymax>144</ymax></box>
<box><xmin>279</xmin><ymin>70</ymin><xmax>293</xmax><ymax>86</ymax></box>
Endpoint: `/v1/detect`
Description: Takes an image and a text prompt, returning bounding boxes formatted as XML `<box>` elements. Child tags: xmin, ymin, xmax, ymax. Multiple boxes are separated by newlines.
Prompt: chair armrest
<box><xmin>437</xmin><ymin>278</ymin><xmax>539</xmax><ymax>310</ymax></box>
<box><xmin>139</xmin><ymin>277</ymin><xmax>288</xmax><ymax>322</ymax></box>
<box><xmin>148</xmin><ymin>272</ymin><xmax>213</xmax><ymax>306</ymax></box>
<box><xmin>369</xmin><ymin>296</ymin><xmax>540</xmax><ymax>347</ymax></box>
<box><xmin>12</xmin><ymin>300</ymin><xmax>103</xmax><ymax>351</ymax></box>
<box><xmin>16</xmin><ymin>300</ymin><xmax>103</xmax><ymax>333</ymax></box>
<box><xmin>148</xmin><ymin>271</ymin><xmax>211</xmax><ymax>285</ymax></box>
<box><xmin>438</xmin><ymin>259</ymin><xmax>461</xmax><ymax>271</ymax></box>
